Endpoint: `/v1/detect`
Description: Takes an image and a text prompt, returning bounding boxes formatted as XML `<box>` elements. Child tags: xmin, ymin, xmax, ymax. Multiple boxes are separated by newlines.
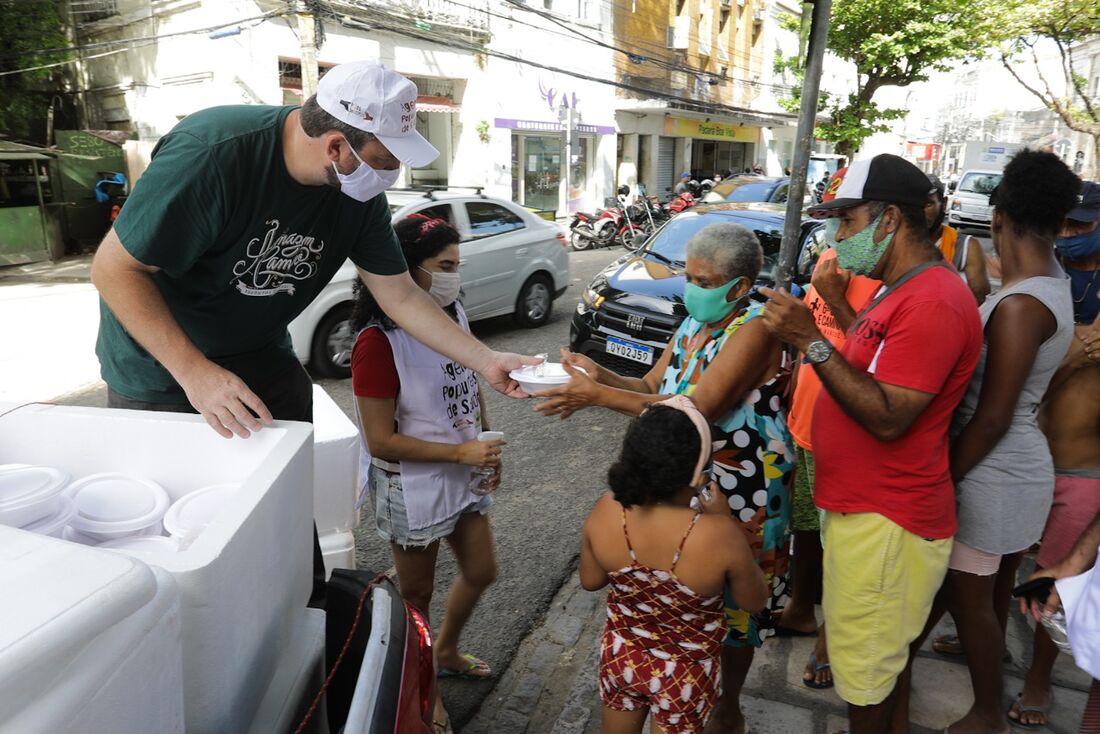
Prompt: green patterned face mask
<box><xmin>833</xmin><ymin>212</ymin><xmax>893</xmax><ymax>276</ymax></box>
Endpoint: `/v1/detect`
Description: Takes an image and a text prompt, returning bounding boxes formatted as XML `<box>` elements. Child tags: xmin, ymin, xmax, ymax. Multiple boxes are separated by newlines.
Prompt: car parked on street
<box><xmin>947</xmin><ymin>169</ymin><xmax>1001</xmax><ymax>231</ymax></box>
<box><xmin>700</xmin><ymin>175</ymin><xmax>812</xmax><ymax>207</ymax></box>
<box><xmin>289</xmin><ymin>189</ymin><xmax>571</xmax><ymax>378</ymax></box>
<box><xmin>570</xmin><ymin>202</ymin><xmax>825</xmax><ymax>376</ymax></box>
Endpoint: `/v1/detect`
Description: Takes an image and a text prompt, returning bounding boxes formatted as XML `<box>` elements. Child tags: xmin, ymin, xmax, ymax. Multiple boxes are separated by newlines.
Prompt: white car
<box><xmin>288</xmin><ymin>189</ymin><xmax>571</xmax><ymax>378</ymax></box>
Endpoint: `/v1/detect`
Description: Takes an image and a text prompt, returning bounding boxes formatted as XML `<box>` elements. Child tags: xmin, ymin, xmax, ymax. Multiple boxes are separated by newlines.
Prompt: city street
<box><xmin>0</xmin><ymin>245</ymin><xmax>628</xmax><ymax>729</ymax></box>
<box><xmin>0</xmin><ymin>236</ymin><xmax>1089</xmax><ymax>733</ymax></box>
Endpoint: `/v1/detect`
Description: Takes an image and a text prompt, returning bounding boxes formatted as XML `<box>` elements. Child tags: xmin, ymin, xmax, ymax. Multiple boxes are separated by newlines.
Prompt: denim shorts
<box><xmin>368</xmin><ymin>464</ymin><xmax>492</xmax><ymax>549</ymax></box>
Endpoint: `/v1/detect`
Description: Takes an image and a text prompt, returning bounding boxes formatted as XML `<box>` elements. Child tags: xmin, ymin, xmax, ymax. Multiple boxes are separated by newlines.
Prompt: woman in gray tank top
<box><xmin>907</xmin><ymin>151</ymin><xmax>1080</xmax><ymax>734</ymax></box>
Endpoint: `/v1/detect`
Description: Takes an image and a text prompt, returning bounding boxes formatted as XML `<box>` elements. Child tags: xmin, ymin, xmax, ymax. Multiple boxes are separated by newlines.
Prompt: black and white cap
<box><xmin>809</xmin><ymin>154</ymin><xmax>934</xmax><ymax>219</ymax></box>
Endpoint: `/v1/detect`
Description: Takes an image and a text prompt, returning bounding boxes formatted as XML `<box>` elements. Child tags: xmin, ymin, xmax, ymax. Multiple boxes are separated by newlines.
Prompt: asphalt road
<box><xmin>316</xmin><ymin>245</ymin><xmax>632</xmax><ymax>729</ymax></box>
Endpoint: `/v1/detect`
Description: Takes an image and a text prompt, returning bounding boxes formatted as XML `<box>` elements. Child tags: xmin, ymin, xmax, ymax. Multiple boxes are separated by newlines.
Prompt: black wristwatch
<box><xmin>802</xmin><ymin>339</ymin><xmax>835</xmax><ymax>365</ymax></box>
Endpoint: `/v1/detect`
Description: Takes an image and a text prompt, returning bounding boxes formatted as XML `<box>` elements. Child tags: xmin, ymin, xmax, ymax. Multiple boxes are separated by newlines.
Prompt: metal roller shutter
<box><xmin>657</xmin><ymin>136</ymin><xmax>676</xmax><ymax>195</ymax></box>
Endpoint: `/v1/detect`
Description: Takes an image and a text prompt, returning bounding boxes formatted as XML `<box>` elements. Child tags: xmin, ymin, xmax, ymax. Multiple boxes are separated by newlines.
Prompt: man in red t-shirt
<box><xmin>760</xmin><ymin>154</ymin><xmax>982</xmax><ymax>733</ymax></box>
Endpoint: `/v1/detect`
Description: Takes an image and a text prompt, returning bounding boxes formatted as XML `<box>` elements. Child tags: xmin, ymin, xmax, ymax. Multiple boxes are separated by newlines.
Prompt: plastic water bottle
<box><xmin>469</xmin><ymin>431</ymin><xmax>504</xmax><ymax>496</ymax></box>
<box><xmin>1039</xmin><ymin>606</ymin><xmax>1071</xmax><ymax>652</ymax></box>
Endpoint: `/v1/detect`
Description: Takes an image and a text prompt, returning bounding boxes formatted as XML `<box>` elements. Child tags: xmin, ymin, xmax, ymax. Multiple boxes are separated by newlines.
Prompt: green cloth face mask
<box><xmin>683</xmin><ymin>276</ymin><xmax>744</xmax><ymax>324</ymax></box>
<box><xmin>834</xmin><ymin>212</ymin><xmax>894</xmax><ymax>276</ymax></box>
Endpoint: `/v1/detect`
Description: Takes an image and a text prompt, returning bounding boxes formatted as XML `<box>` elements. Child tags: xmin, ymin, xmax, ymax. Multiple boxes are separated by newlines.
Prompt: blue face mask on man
<box><xmin>1055</xmin><ymin>224</ymin><xmax>1100</xmax><ymax>262</ymax></box>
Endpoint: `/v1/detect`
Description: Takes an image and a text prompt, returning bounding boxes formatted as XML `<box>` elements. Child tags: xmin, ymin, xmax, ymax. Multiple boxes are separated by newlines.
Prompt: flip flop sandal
<box><xmin>437</xmin><ymin>653</ymin><xmax>492</xmax><ymax>679</ymax></box>
<box><xmin>1007</xmin><ymin>691</ymin><xmax>1054</xmax><ymax>729</ymax></box>
<box><xmin>933</xmin><ymin>634</ymin><xmax>1012</xmax><ymax>663</ymax></box>
<box><xmin>802</xmin><ymin>652</ymin><xmax>834</xmax><ymax>689</ymax></box>
<box><xmin>432</xmin><ymin>719</ymin><xmax>452</xmax><ymax>734</ymax></box>
<box><xmin>931</xmin><ymin>634</ymin><xmax>963</xmax><ymax>655</ymax></box>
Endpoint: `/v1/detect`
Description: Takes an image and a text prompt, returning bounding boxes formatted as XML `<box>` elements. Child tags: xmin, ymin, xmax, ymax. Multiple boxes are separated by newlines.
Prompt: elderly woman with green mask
<box><xmin>534</xmin><ymin>222</ymin><xmax>794</xmax><ymax>734</ymax></box>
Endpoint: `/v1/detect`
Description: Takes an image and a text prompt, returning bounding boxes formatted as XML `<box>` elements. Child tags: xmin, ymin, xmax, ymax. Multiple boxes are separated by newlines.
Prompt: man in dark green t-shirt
<box><xmin>92</xmin><ymin>61</ymin><xmax>535</xmax><ymax>438</ymax></box>
<box><xmin>91</xmin><ymin>62</ymin><xmax>536</xmax><ymax>607</ymax></box>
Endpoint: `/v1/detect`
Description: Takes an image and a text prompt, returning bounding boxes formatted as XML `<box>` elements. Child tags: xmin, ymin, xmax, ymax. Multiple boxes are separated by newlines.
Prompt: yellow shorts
<box><xmin>822</xmin><ymin>511</ymin><xmax>952</xmax><ymax>707</ymax></box>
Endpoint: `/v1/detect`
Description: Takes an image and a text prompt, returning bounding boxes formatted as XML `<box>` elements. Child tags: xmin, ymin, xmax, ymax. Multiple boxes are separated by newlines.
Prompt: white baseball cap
<box><xmin>316</xmin><ymin>61</ymin><xmax>440</xmax><ymax>168</ymax></box>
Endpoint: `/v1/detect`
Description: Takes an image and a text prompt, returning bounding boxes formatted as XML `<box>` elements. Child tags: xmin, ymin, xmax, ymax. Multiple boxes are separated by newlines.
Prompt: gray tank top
<box><xmin>953</xmin><ymin>275</ymin><xmax>1074</xmax><ymax>554</ymax></box>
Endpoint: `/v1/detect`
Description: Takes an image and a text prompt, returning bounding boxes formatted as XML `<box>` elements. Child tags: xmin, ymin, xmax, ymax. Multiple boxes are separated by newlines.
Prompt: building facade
<box><xmin>611</xmin><ymin>0</ymin><xmax>794</xmax><ymax>196</ymax></box>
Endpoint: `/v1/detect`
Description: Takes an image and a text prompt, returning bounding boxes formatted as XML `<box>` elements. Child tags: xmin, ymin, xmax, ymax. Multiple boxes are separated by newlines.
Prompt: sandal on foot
<box><xmin>931</xmin><ymin>634</ymin><xmax>962</xmax><ymax>655</ymax></box>
<box><xmin>431</xmin><ymin>719</ymin><xmax>452</xmax><ymax>734</ymax></box>
<box><xmin>802</xmin><ymin>652</ymin><xmax>834</xmax><ymax>689</ymax></box>
<box><xmin>437</xmin><ymin>653</ymin><xmax>492</xmax><ymax>679</ymax></box>
<box><xmin>1007</xmin><ymin>691</ymin><xmax>1054</xmax><ymax>729</ymax></box>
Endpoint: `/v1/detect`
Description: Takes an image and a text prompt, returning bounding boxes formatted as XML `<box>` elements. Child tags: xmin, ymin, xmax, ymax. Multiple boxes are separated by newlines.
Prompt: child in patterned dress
<box><xmin>580</xmin><ymin>396</ymin><xmax>769</xmax><ymax>734</ymax></box>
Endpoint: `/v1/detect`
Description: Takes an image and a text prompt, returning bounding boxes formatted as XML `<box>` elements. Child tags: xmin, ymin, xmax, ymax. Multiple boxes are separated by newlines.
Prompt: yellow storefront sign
<box><xmin>663</xmin><ymin>116</ymin><xmax>759</xmax><ymax>143</ymax></box>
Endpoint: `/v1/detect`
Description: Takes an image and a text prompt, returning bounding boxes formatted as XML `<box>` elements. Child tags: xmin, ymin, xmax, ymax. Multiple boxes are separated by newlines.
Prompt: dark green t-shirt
<box><xmin>97</xmin><ymin>105</ymin><xmax>407</xmax><ymax>402</ymax></box>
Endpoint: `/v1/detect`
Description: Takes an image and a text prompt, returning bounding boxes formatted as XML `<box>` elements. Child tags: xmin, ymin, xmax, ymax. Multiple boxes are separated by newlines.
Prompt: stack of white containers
<box><xmin>0</xmin><ymin>402</ymin><xmax>322</xmax><ymax>733</ymax></box>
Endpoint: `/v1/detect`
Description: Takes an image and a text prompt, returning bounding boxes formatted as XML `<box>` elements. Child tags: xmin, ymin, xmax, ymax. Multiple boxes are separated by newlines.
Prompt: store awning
<box><xmin>417</xmin><ymin>95</ymin><xmax>460</xmax><ymax>113</ymax></box>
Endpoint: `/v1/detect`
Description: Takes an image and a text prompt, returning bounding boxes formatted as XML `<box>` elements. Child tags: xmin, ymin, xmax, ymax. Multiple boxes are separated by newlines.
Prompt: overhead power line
<box><xmin>317</xmin><ymin>2</ymin><xmax>794</xmax><ymax>123</ymax></box>
<box><xmin>0</xmin><ymin>10</ymin><xmax>287</xmax><ymax>62</ymax></box>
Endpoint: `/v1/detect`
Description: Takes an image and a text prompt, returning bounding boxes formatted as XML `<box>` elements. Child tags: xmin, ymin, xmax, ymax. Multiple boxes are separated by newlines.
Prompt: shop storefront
<box><xmin>499</xmin><ymin>119</ymin><xmax>609</xmax><ymax>214</ymax></box>
<box><xmin>662</xmin><ymin>116</ymin><xmax>759</xmax><ymax>179</ymax></box>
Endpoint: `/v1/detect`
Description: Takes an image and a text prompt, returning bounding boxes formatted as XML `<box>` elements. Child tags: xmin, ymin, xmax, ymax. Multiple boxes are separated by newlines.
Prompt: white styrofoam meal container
<box><xmin>0</xmin><ymin>464</ymin><xmax>71</xmax><ymax>528</ymax></box>
<box><xmin>162</xmin><ymin>484</ymin><xmax>237</xmax><ymax>541</ymax></box>
<box><xmin>21</xmin><ymin>493</ymin><xmax>76</xmax><ymax>538</ymax></box>
<box><xmin>509</xmin><ymin>363</ymin><xmax>586</xmax><ymax>394</ymax></box>
<box><xmin>100</xmin><ymin>534</ymin><xmax>182</xmax><ymax>555</ymax></box>
<box><xmin>65</xmin><ymin>473</ymin><xmax>171</xmax><ymax>541</ymax></box>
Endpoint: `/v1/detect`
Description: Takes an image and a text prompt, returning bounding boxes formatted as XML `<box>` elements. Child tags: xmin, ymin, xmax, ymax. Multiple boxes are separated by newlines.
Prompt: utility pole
<box><xmin>297</xmin><ymin>1</ymin><xmax>320</xmax><ymax>98</ymax></box>
<box><xmin>776</xmin><ymin>0</ymin><xmax>832</xmax><ymax>291</ymax></box>
<box><xmin>560</xmin><ymin>103</ymin><xmax>577</xmax><ymax>214</ymax></box>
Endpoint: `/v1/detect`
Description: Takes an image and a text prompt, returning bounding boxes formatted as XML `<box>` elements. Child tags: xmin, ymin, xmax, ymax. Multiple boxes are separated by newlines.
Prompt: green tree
<box><xmin>0</xmin><ymin>0</ymin><xmax>71</xmax><ymax>143</ymax></box>
<box><xmin>996</xmin><ymin>0</ymin><xmax>1100</xmax><ymax>177</ymax></box>
<box><xmin>778</xmin><ymin>0</ymin><xmax>1004</xmax><ymax>157</ymax></box>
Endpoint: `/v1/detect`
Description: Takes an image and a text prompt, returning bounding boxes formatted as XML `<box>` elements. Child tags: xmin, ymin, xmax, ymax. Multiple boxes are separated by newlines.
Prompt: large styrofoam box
<box><xmin>320</xmin><ymin>529</ymin><xmax>356</xmax><ymax>579</ymax></box>
<box><xmin>247</xmin><ymin>607</ymin><xmax>328</xmax><ymax>734</ymax></box>
<box><xmin>0</xmin><ymin>403</ymin><xmax>314</xmax><ymax>734</ymax></box>
<box><xmin>0</xmin><ymin>526</ymin><xmax>184</xmax><ymax>733</ymax></box>
<box><xmin>312</xmin><ymin>384</ymin><xmax>358</xmax><ymax>535</ymax></box>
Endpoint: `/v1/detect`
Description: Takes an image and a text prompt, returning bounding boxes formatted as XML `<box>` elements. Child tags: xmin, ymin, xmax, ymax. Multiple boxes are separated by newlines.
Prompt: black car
<box><xmin>570</xmin><ymin>202</ymin><xmax>825</xmax><ymax>376</ymax></box>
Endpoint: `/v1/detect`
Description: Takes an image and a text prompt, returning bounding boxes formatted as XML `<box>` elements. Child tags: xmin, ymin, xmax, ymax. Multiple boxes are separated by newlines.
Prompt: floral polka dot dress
<box><xmin>599</xmin><ymin>510</ymin><xmax>727</xmax><ymax>733</ymax></box>
<box><xmin>657</xmin><ymin>303</ymin><xmax>794</xmax><ymax>647</ymax></box>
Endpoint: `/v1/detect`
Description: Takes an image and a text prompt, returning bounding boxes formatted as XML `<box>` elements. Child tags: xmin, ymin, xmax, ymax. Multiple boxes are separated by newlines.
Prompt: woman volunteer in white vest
<box><xmin>350</xmin><ymin>215</ymin><xmax>503</xmax><ymax>731</ymax></box>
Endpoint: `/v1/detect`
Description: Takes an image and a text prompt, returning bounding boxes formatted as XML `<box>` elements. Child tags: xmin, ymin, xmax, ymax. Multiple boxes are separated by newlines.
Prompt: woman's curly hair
<box><xmin>350</xmin><ymin>216</ymin><xmax>461</xmax><ymax>332</ymax></box>
<box><xmin>995</xmin><ymin>149</ymin><xmax>1081</xmax><ymax>240</ymax></box>
<box><xmin>608</xmin><ymin>405</ymin><xmax>702</xmax><ymax>508</ymax></box>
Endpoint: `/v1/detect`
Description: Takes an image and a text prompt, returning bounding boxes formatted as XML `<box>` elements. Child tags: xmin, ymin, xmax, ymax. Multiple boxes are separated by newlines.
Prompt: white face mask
<box><xmin>332</xmin><ymin>137</ymin><xmax>400</xmax><ymax>202</ymax></box>
<box><xmin>419</xmin><ymin>267</ymin><xmax>461</xmax><ymax>307</ymax></box>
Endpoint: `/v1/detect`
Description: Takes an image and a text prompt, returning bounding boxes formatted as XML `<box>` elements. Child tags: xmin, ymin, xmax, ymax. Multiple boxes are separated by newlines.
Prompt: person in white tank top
<box><xmin>350</xmin><ymin>216</ymin><xmax>505</xmax><ymax>734</ymax></box>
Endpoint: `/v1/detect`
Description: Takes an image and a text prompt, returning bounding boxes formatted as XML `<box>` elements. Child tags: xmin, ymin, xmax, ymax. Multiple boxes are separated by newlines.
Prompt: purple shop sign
<box><xmin>494</xmin><ymin>118</ymin><xmax>616</xmax><ymax>135</ymax></box>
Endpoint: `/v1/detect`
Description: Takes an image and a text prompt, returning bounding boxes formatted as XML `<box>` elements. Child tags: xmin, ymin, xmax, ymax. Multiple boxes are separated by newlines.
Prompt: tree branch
<box><xmin>1059</xmin><ymin>32</ymin><xmax>1097</xmax><ymax>119</ymax></box>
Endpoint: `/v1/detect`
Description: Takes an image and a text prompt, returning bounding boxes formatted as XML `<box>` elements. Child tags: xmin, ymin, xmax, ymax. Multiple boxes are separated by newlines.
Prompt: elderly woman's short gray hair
<box><xmin>684</xmin><ymin>222</ymin><xmax>763</xmax><ymax>283</ymax></box>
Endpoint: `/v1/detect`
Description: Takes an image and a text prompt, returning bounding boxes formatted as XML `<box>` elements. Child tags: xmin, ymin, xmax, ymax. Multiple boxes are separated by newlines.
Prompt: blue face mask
<box><xmin>1055</xmin><ymin>226</ymin><xmax>1100</xmax><ymax>262</ymax></box>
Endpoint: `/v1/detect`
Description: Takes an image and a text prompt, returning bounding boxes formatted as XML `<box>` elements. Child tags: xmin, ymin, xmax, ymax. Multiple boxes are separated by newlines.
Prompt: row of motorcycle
<box><xmin>568</xmin><ymin>184</ymin><xmax>697</xmax><ymax>251</ymax></box>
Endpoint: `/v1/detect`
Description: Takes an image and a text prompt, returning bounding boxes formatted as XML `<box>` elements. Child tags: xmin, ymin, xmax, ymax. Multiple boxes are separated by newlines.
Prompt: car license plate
<box><xmin>606</xmin><ymin>336</ymin><xmax>653</xmax><ymax>365</ymax></box>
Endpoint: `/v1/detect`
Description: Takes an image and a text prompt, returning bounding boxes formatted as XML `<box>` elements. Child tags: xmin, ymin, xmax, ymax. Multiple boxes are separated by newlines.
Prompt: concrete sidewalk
<box><xmin>0</xmin><ymin>255</ymin><xmax>103</xmax><ymax>404</ymax></box>
<box><xmin>0</xmin><ymin>254</ymin><xmax>94</xmax><ymax>284</ymax></box>
<box><xmin>464</xmin><ymin>559</ymin><xmax>1090</xmax><ymax>733</ymax></box>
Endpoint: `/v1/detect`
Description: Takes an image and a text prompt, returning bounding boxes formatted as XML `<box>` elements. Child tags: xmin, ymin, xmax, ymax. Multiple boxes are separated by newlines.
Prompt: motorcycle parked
<box><xmin>666</xmin><ymin>190</ymin><xmax>696</xmax><ymax>214</ymax></box>
<box><xmin>568</xmin><ymin>206</ymin><xmax>618</xmax><ymax>250</ymax></box>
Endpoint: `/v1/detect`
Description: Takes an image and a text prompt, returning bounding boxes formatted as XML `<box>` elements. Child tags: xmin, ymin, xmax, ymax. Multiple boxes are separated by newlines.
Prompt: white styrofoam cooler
<box><xmin>312</xmin><ymin>384</ymin><xmax>358</xmax><ymax>577</ymax></box>
<box><xmin>0</xmin><ymin>527</ymin><xmax>185</xmax><ymax>733</ymax></box>
<box><xmin>0</xmin><ymin>403</ymin><xmax>314</xmax><ymax>733</ymax></box>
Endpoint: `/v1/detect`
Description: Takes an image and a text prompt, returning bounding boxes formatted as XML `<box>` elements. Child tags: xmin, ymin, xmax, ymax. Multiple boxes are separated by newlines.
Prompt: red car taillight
<box><xmin>407</xmin><ymin>604</ymin><xmax>434</xmax><ymax>717</ymax></box>
<box><xmin>556</xmin><ymin>232</ymin><xmax>568</xmax><ymax>248</ymax></box>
